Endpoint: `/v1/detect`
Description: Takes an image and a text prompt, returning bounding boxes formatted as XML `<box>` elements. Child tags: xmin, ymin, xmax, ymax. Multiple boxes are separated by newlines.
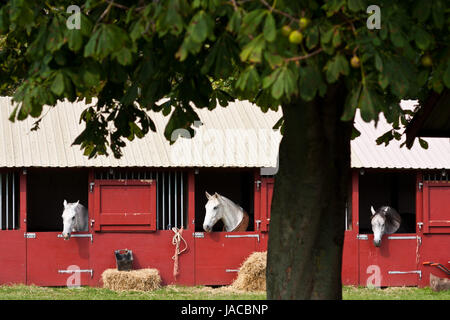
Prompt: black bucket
<box><xmin>115</xmin><ymin>249</ymin><xmax>133</xmax><ymax>271</ymax></box>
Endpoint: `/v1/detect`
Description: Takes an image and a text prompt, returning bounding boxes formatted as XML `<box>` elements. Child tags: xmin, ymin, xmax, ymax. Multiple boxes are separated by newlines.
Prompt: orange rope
<box><xmin>171</xmin><ymin>227</ymin><xmax>188</xmax><ymax>280</ymax></box>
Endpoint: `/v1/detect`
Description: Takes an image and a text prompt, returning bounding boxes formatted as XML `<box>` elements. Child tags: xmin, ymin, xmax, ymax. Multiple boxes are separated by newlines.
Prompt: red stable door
<box><xmin>358</xmin><ymin>233</ymin><xmax>420</xmax><ymax>287</ymax></box>
<box><xmin>193</xmin><ymin>173</ymin><xmax>271</xmax><ymax>285</ymax></box>
<box><xmin>26</xmin><ymin>173</ymin><xmax>92</xmax><ymax>286</ymax></box>
<box><xmin>26</xmin><ymin>231</ymin><xmax>92</xmax><ymax>286</ymax></box>
<box><xmin>419</xmin><ymin>180</ymin><xmax>450</xmax><ymax>286</ymax></box>
<box><xmin>357</xmin><ymin>174</ymin><xmax>421</xmax><ymax>287</ymax></box>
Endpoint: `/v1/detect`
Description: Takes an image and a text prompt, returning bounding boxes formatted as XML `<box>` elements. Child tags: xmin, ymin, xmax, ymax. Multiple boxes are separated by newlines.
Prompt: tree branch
<box><xmin>284</xmin><ymin>48</ymin><xmax>323</xmax><ymax>62</ymax></box>
<box><xmin>259</xmin><ymin>0</ymin><xmax>299</xmax><ymax>22</ymax></box>
<box><xmin>104</xmin><ymin>0</ymin><xmax>129</xmax><ymax>10</ymax></box>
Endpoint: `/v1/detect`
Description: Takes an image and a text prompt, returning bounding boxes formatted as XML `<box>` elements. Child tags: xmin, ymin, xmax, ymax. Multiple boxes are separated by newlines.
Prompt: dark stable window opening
<box><xmin>0</xmin><ymin>172</ymin><xmax>20</xmax><ymax>230</ymax></box>
<box><xmin>358</xmin><ymin>171</ymin><xmax>416</xmax><ymax>234</ymax></box>
<box><xmin>27</xmin><ymin>169</ymin><xmax>88</xmax><ymax>232</ymax></box>
<box><xmin>194</xmin><ymin>169</ymin><xmax>254</xmax><ymax>232</ymax></box>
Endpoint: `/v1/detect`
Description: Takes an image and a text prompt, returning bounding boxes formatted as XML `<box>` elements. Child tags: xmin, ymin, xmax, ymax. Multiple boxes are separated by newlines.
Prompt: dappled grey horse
<box><xmin>370</xmin><ymin>205</ymin><xmax>401</xmax><ymax>247</ymax></box>
<box><xmin>61</xmin><ymin>200</ymin><xmax>88</xmax><ymax>240</ymax></box>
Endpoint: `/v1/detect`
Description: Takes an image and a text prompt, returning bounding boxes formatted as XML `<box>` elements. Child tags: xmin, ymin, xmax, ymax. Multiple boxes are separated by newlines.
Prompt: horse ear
<box><xmin>371</xmin><ymin>206</ymin><xmax>376</xmax><ymax>215</ymax></box>
<box><xmin>205</xmin><ymin>191</ymin><xmax>212</xmax><ymax>200</ymax></box>
<box><xmin>63</xmin><ymin>200</ymin><xmax>67</xmax><ymax>208</ymax></box>
<box><xmin>75</xmin><ymin>200</ymin><xmax>79</xmax><ymax>206</ymax></box>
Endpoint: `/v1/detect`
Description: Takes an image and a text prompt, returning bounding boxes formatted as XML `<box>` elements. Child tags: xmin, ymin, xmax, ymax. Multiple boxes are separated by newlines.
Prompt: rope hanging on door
<box><xmin>171</xmin><ymin>227</ymin><xmax>188</xmax><ymax>280</ymax></box>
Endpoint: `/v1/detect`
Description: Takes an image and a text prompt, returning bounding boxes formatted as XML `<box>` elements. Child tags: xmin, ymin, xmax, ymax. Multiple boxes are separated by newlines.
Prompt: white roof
<box><xmin>351</xmin><ymin>101</ymin><xmax>450</xmax><ymax>169</ymax></box>
<box><xmin>0</xmin><ymin>97</ymin><xmax>282</xmax><ymax>168</ymax></box>
<box><xmin>0</xmin><ymin>97</ymin><xmax>448</xmax><ymax>169</ymax></box>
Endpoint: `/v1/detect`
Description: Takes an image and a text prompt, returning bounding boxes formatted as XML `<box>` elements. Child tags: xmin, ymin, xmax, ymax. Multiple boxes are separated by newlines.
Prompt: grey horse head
<box><xmin>371</xmin><ymin>205</ymin><xmax>401</xmax><ymax>247</ymax></box>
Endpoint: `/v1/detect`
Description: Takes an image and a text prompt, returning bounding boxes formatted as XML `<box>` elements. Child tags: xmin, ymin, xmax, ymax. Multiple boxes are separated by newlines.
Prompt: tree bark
<box><xmin>266</xmin><ymin>82</ymin><xmax>352</xmax><ymax>299</ymax></box>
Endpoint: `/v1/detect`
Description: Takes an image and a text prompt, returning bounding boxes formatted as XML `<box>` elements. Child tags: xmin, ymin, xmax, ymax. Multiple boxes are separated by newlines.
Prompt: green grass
<box><xmin>0</xmin><ymin>284</ymin><xmax>449</xmax><ymax>300</ymax></box>
<box><xmin>0</xmin><ymin>284</ymin><xmax>265</xmax><ymax>300</ymax></box>
<box><xmin>343</xmin><ymin>286</ymin><xmax>450</xmax><ymax>300</ymax></box>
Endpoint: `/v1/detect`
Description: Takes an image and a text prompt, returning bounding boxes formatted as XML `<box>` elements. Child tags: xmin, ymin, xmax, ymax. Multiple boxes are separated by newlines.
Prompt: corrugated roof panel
<box><xmin>0</xmin><ymin>97</ymin><xmax>448</xmax><ymax>169</ymax></box>
<box><xmin>0</xmin><ymin>97</ymin><xmax>282</xmax><ymax>168</ymax></box>
<box><xmin>351</xmin><ymin>108</ymin><xmax>450</xmax><ymax>169</ymax></box>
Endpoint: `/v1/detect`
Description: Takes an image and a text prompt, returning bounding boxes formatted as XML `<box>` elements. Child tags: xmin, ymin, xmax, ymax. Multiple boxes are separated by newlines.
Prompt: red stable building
<box><xmin>342</xmin><ymin>108</ymin><xmax>450</xmax><ymax>287</ymax></box>
<box><xmin>0</xmin><ymin>98</ymin><xmax>279</xmax><ymax>287</ymax></box>
<box><xmin>0</xmin><ymin>98</ymin><xmax>448</xmax><ymax>288</ymax></box>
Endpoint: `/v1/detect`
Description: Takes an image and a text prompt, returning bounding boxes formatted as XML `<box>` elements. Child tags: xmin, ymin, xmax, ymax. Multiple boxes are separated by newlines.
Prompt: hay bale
<box><xmin>231</xmin><ymin>251</ymin><xmax>267</xmax><ymax>292</ymax></box>
<box><xmin>101</xmin><ymin>268</ymin><xmax>161</xmax><ymax>292</ymax></box>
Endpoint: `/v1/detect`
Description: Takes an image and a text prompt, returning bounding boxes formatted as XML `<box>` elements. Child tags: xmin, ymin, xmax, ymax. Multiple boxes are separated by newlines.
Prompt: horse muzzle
<box><xmin>373</xmin><ymin>240</ymin><xmax>381</xmax><ymax>247</ymax></box>
<box><xmin>63</xmin><ymin>233</ymin><xmax>71</xmax><ymax>240</ymax></box>
<box><xmin>203</xmin><ymin>224</ymin><xmax>212</xmax><ymax>233</ymax></box>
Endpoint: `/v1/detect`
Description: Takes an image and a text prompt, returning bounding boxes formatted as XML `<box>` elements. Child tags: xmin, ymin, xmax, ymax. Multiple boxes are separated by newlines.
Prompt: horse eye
<box><xmin>214</xmin><ymin>205</ymin><xmax>219</xmax><ymax>210</ymax></box>
<box><xmin>72</xmin><ymin>217</ymin><xmax>75</xmax><ymax>220</ymax></box>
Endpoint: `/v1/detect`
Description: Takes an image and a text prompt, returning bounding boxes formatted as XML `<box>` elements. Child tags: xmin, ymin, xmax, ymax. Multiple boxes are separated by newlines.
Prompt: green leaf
<box><xmin>325</xmin><ymin>54</ymin><xmax>349</xmax><ymax>83</ymax></box>
<box><xmin>67</xmin><ymin>29</ymin><xmax>83</xmax><ymax>52</ymax></box>
<box><xmin>413</xmin><ymin>0</ymin><xmax>431</xmax><ymax>22</ymax></box>
<box><xmin>414</xmin><ymin>28</ymin><xmax>432</xmax><ymax>51</ymax></box>
<box><xmin>239</xmin><ymin>34</ymin><xmax>265</xmax><ymax>63</ymax></box>
<box><xmin>130</xmin><ymin>17</ymin><xmax>146</xmax><ymax>42</ymax></box>
<box><xmin>263</xmin><ymin>68</ymin><xmax>282</xmax><ymax>89</ymax></box>
<box><xmin>305</xmin><ymin>25</ymin><xmax>319</xmax><ymax>50</ymax></box>
<box><xmin>271</xmin><ymin>67</ymin><xmax>297</xmax><ymax>100</ymax></box>
<box><xmin>235</xmin><ymin>66</ymin><xmax>260</xmax><ymax>92</ymax></box>
<box><xmin>347</xmin><ymin>0</ymin><xmax>366</xmax><ymax>12</ymax></box>
<box><xmin>263</xmin><ymin>13</ymin><xmax>276</xmax><ymax>42</ymax></box>
<box><xmin>226</xmin><ymin>9</ymin><xmax>242</xmax><ymax>33</ymax></box>
<box><xmin>417</xmin><ymin>70</ymin><xmax>430</xmax><ymax>87</ymax></box>
<box><xmin>359</xmin><ymin>86</ymin><xmax>379</xmax><ymax>122</ymax></box>
<box><xmin>0</xmin><ymin>6</ymin><xmax>10</xmax><ymax>34</ymax></box>
<box><xmin>272</xmin><ymin>117</ymin><xmax>284</xmax><ymax>130</ymax></box>
<box><xmin>341</xmin><ymin>83</ymin><xmax>361</xmax><ymax>121</ymax></box>
<box><xmin>321</xmin><ymin>27</ymin><xmax>334</xmax><ymax>44</ymax></box>
<box><xmin>332</xmin><ymin>29</ymin><xmax>341</xmax><ymax>48</ymax></box>
<box><xmin>376</xmin><ymin>130</ymin><xmax>393</xmax><ymax>146</ymax></box>
<box><xmin>190</xmin><ymin>11</ymin><xmax>209</xmax><ymax>43</ymax></box>
<box><xmin>46</xmin><ymin>16</ymin><xmax>65</xmax><ymax>53</ymax></box>
<box><xmin>374</xmin><ymin>53</ymin><xmax>383</xmax><ymax>72</ymax></box>
<box><xmin>84</xmin><ymin>24</ymin><xmax>130</xmax><ymax>60</ymax></box>
<box><xmin>431</xmin><ymin>0</ymin><xmax>444</xmax><ymax>29</ymax></box>
<box><xmin>418</xmin><ymin>137</ymin><xmax>429</xmax><ymax>149</ymax></box>
<box><xmin>389</xmin><ymin>23</ymin><xmax>406</xmax><ymax>48</ymax></box>
<box><xmin>351</xmin><ymin>127</ymin><xmax>361</xmax><ymax>140</ymax></box>
<box><xmin>51</xmin><ymin>72</ymin><xmax>65</xmax><ymax>95</ymax></box>
<box><xmin>112</xmin><ymin>47</ymin><xmax>133</xmax><ymax>66</ymax></box>
<box><xmin>299</xmin><ymin>64</ymin><xmax>326</xmax><ymax>101</ymax></box>
<box><xmin>79</xmin><ymin>14</ymin><xmax>93</xmax><ymax>37</ymax></box>
<box><xmin>241</xmin><ymin>9</ymin><xmax>266</xmax><ymax>36</ymax></box>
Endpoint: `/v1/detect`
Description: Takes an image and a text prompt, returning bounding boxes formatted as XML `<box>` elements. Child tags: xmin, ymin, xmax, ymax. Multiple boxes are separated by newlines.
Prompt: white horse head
<box><xmin>62</xmin><ymin>200</ymin><xmax>88</xmax><ymax>240</ymax></box>
<box><xmin>371</xmin><ymin>205</ymin><xmax>401</xmax><ymax>247</ymax></box>
<box><xmin>203</xmin><ymin>192</ymin><xmax>247</xmax><ymax>232</ymax></box>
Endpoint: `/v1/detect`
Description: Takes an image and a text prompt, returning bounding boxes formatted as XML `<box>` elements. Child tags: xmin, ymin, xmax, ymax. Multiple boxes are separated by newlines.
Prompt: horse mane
<box><xmin>372</xmin><ymin>206</ymin><xmax>401</xmax><ymax>234</ymax></box>
<box><xmin>217</xmin><ymin>194</ymin><xmax>244</xmax><ymax>212</ymax></box>
<box><xmin>73</xmin><ymin>202</ymin><xmax>88</xmax><ymax>231</ymax></box>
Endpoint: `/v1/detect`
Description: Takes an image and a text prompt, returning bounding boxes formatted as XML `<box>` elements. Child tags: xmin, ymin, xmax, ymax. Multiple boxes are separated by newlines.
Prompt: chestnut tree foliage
<box><xmin>0</xmin><ymin>0</ymin><xmax>449</xmax><ymax>298</ymax></box>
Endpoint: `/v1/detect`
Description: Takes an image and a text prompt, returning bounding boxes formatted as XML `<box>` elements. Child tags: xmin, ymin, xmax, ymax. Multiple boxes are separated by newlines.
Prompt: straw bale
<box><xmin>101</xmin><ymin>268</ymin><xmax>161</xmax><ymax>291</ymax></box>
<box><xmin>231</xmin><ymin>251</ymin><xmax>267</xmax><ymax>292</ymax></box>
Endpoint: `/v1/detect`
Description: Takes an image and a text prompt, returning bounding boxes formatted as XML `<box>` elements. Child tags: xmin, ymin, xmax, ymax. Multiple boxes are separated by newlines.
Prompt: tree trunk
<box><xmin>266</xmin><ymin>82</ymin><xmax>352</xmax><ymax>299</ymax></box>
